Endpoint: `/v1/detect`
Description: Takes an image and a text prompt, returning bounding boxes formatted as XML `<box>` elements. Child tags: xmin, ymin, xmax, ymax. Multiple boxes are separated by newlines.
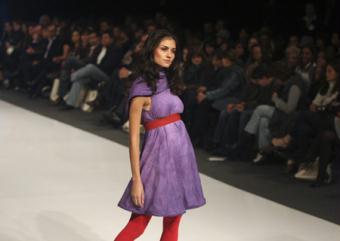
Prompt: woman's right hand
<box><xmin>131</xmin><ymin>179</ymin><xmax>144</xmax><ymax>207</ymax></box>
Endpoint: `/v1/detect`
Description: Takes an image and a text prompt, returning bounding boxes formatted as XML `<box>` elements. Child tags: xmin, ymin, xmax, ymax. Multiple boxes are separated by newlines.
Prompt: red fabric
<box><xmin>143</xmin><ymin>113</ymin><xmax>181</xmax><ymax>131</ymax></box>
<box><xmin>114</xmin><ymin>213</ymin><xmax>152</xmax><ymax>241</ymax></box>
<box><xmin>160</xmin><ymin>215</ymin><xmax>182</xmax><ymax>241</ymax></box>
<box><xmin>114</xmin><ymin>213</ymin><xmax>182</xmax><ymax>241</ymax></box>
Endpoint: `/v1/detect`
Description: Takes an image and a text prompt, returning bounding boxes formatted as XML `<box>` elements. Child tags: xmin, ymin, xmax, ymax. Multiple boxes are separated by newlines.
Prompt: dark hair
<box><xmin>252</xmin><ymin>64</ymin><xmax>272</xmax><ymax>79</ymax></box>
<box><xmin>101</xmin><ymin>30</ymin><xmax>113</xmax><ymax>38</ymax></box>
<box><xmin>133</xmin><ymin>29</ymin><xmax>183</xmax><ymax>95</ymax></box>
<box><xmin>88</xmin><ymin>30</ymin><xmax>99</xmax><ymax>36</ymax></box>
<box><xmin>271</xmin><ymin>61</ymin><xmax>293</xmax><ymax>82</ymax></box>
<box><xmin>301</xmin><ymin>44</ymin><xmax>315</xmax><ymax>57</ymax></box>
<box><xmin>221</xmin><ymin>50</ymin><xmax>236</xmax><ymax>62</ymax></box>
<box><xmin>213</xmin><ymin>50</ymin><xmax>224</xmax><ymax>60</ymax></box>
<box><xmin>319</xmin><ymin>59</ymin><xmax>340</xmax><ymax>95</ymax></box>
<box><xmin>191</xmin><ymin>51</ymin><xmax>204</xmax><ymax>58</ymax></box>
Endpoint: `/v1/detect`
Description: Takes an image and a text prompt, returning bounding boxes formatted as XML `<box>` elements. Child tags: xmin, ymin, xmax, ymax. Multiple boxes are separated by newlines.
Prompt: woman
<box><xmin>115</xmin><ymin>29</ymin><xmax>206</xmax><ymax>241</ymax></box>
<box><xmin>288</xmin><ymin>60</ymin><xmax>340</xmax><ymax>181</ymax></box>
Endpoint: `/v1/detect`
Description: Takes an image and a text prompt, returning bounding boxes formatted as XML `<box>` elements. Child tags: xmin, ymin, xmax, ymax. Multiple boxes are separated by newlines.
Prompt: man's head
<box><xmin>88</xmin><ymin>31</ymin><xmax>100</xmax><ymax>46</ymax></box>
<box><xmin>252</xmin><ymin>64</ymin><xmax>273</xmax><ymax>86</ymax></box>
<box><xmin>191</xmin><ymin>52</ymin><xmax>204</xmax><ymax>66</ymax></box>
<box><xmin>101</xmin><ymin>31</ymin><xmax>113</xmax><ymax>47</ymax></box>
<box><xmin>221</xmin><ymin>50</ymin><xmax>236</xmax><ymax>67</ymax></box>
<box><xmin>45</xmin><ymin>24</ymin><xmax>56</xmax><ymax>39</ymax></box>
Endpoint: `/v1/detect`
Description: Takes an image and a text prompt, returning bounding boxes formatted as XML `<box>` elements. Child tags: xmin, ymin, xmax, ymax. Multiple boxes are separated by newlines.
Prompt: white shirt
<box><xmin>313</xmin><ymin>82</ymin><xmax>338</xmax><ymax>106</ymax></box>
<box><xmin>96</xmin><ymin>47</ymin><xmax>107</xmax><ymax>65</ymax></box>
<box><xmin>44</xmin><ymin>37</ymin><xmax>56</xmax><ymax>59</ymax></box>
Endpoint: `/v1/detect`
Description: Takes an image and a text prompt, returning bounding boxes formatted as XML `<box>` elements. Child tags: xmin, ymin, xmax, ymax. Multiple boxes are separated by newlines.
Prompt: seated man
<box><xmin>61</xmin><ymin>31</ymin><xmax>123</xmax><ymax>110</ymax></box>
<box><xmin>29</xmin><ymin>24</ymin><xmax>66</xmax><ymax>97</ymax></box>
<box><xmin>208</xmin><ymin>64</ymin><xmax>275</xmax><ymax>161</ymax></box>
<box><xmin>242</xmin><ymin>62</ymin><xmax>308</xmax><ymax>163</ymax></box>
<box><xmin>190</xmin><ymin>50</ymin><xmax>246</xmax><ymax>149</ymax></box>
<box><xmin>56</xmin><ymin>30</ymin><xmax>101</xmax><ymax>102</ymax></box>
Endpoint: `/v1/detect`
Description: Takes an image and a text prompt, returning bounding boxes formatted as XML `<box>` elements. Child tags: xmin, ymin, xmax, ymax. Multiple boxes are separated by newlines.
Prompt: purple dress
<box><xmin>117</xmin><ymin>72</ymin><xmax>206</xmax><ymax>217</ymax></box>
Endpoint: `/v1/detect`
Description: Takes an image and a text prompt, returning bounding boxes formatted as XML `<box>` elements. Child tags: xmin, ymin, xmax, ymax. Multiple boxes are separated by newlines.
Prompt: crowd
<box><xmin>1</xmin><ymin>3</ymin><xmax>339</xmax><ymax>188</ymax></box>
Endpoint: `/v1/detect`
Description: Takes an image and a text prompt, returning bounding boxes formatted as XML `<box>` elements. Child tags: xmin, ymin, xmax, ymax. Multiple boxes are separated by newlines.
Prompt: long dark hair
<box><xmin>319</xmin><ymin>59</ymin><xmax>340</xmax><ymax>95</ymax></box>
<box><xmin>133</xmin><ymin>29</ymin><xmax>184</xmax><ymax>95</ymax></box>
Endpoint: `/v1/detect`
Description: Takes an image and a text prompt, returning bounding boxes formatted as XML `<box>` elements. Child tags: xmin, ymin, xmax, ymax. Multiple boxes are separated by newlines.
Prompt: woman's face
<box><xmin>153</xmin><ymin>37</ymin><xmax>176</xmax><ymax>68</ymax></box>
<box><xmin>13</xmin><ymin>22</ymin><xmax>21</xmax><ymax>31</ymax></box>
<box><xmin>81</xmin><ymin>33</ymin><xmax>90</xmax><ymax>44</ymax></box>
<box><xmin>182</xmin><ymin>48</ymin><xmax>189</xmax><ymax>62</ymax></box>
<box><xmin>71</xmin><ymin>31</ymin><xmax>81</xmax><ymax>44</ymax></box>
<box><xmin>252</xmin><ymin>46</ymin><xmax>262</xmax><ymax>61</ymax></box>
<box><xmin>248</xmin><ymin>37</ymin><xmax>258</xmax><ymax>50</ymax></box>
<box><xmin>316</xmin><ymin>52</ymin><xmax>326</xmax><ymax>67</ymax></box>
<box><xmin>234</xmin><ymin>43</ymin><xmax>244</xmax><ymax>57</ymax></box>
<box><xmin>205</xmin><ymin>45</ymin><xmax>215</xmax><ymax>55</ymax></box>
<box><xmin>4</xmin><ymin>22</ymin><xmax>12</xmax><ymax>32</ymax></box>
<box><xmin>191</xmin><ymin>55</ymin><xmax>203</xmax><ymax>65</ymax></box>
<box><xmin>326</xmin><ymin>65</ymin><xmax>338</xmax><ymax>82</ymax></box>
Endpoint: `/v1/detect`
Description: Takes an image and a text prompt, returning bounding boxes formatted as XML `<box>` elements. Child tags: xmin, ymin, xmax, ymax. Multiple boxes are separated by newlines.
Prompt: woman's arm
<box><xmin>129</xmin><ymin>97</ymin><xmax>145</xmax><ymax>181</ymax></box>
<box><xmin>53</xmin><ymin>44</ymin><xmax>70</xmax><ymax>63</ymax></box>
<box><xmin>128</xmin><ymin>96</ymin><xmax>149</xmax><ymax>207</ymax></box>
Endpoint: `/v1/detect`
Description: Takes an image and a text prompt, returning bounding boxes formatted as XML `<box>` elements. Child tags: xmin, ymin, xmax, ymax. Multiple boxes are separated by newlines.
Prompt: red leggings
<box><xmin>114</xmin><ymin>212</ymin><xmax>182</xmax><ymax>241</ymax></box>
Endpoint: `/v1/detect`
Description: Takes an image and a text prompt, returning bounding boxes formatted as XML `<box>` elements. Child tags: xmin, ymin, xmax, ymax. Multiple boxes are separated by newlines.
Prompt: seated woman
<box><xmin>283</xmin><ymin>60</ymin><xmax>340</xmax><ymax>179</ymax></box>
<box><xmin>296</xmin><ymin>121</ymin><xmax>340</xmax><ymax>187</ymax></box>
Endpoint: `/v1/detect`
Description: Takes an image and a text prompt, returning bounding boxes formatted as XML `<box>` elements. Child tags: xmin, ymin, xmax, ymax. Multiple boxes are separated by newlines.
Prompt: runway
<box><xmin>1</xmin><ymin>99</ymin><xmax>339</xmax><ymax>241</ymax></box>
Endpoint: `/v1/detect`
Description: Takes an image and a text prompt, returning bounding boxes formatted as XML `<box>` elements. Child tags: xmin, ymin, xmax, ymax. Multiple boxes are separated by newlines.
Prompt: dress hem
<box><xmin>117</xmin><ymin>199</ymin><xmax>206</xmax><ymax>217</ymax></box>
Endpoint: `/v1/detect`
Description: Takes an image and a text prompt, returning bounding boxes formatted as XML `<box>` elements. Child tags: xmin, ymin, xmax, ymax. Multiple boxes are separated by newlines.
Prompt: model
<box><xmin>114</xmin><ymin>29</ymin><xmax>206</xmax><ymax>241</ymax></box>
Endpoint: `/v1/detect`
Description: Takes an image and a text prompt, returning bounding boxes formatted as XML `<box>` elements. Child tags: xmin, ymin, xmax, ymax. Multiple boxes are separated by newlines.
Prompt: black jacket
<box><xmin>90</xmin><ymin>44</ymin><xmax>124</xmax><ymax>76</ymax></box>
<box><xmin>206</xmin><ymin>64</ymin><xmax>247</xmax><ymax>111</ymax></box>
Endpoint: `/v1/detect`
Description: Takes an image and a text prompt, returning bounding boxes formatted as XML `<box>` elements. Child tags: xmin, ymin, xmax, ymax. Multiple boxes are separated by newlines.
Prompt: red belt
<box><xmin>143</xmin><ymin>113</ymin><xmax>181</xmax><ymax>131</ymax></box>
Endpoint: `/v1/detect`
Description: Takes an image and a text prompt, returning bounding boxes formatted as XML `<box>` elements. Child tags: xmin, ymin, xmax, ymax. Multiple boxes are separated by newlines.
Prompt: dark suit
<box><xmin>205</xmin><ymin>64</ymin><xmax>246</xmax><ymax>111</ymax></box>
<box><xmin>65</xmin><ymin>44</ymin><xmax>125</xmax><ymax>107</ymax></box>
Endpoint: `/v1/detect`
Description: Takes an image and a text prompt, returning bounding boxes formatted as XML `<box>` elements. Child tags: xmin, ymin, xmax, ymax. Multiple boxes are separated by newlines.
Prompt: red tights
<box><xmin>114</xmin><ymin>212</ymin><xmax>182</xmax><ymax>241</ymax></box>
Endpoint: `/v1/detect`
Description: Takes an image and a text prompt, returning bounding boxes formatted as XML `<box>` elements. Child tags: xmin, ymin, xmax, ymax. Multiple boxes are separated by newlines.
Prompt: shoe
<box><xmin>294</xmin><ymin>166</ymin><xmax>317</xmax><ymax>180</ymax></box>
<box><xmin>121</xmin><ymin>121</ymin><xmax>130</xmax><ymax>133</ymax></box>
<box><xmin>310</xmin><ymin>163</ymin><xmax>333</xmax><ymax>187</ymax></box>
<box><xmin>41</xmin><ymin>85</ymin><xmax>51</xmax><ymax>97</ymax></box>
<box><xmin>207</xmin><ymin>156</ymin><xmax>226</xmax><ymax>162</ymax></box>
<box><xmin>310</xmin><ymin>175</ymin><xmax>330</xmax><ymax>188</ymax></box>
<box><xmin>252</xmin><ymin>153</ymin><xmax>263</xmax><ymax>164</ymax></box>
<box><xmin>3</xmin><ymin>79</ymin><xmax>10</xmax><ymax>88</ymax></box>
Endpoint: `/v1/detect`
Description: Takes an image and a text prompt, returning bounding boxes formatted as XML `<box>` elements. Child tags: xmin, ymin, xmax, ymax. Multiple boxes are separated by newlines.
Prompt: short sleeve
<box><xmin>125</xmin><ymin>77</ymin><xmax>152</xmax><ymax>117</ymax></box>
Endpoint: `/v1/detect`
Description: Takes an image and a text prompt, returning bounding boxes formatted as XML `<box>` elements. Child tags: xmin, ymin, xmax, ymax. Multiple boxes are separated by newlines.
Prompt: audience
<box><xmin>0</xmin><ymin>11</ymin><xmax>339</xmax><ymax>188</ymax></box>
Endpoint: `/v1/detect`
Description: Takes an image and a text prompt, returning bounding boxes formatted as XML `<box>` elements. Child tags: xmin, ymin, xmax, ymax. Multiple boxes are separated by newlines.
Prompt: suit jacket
<box><xmin>205</xmin><ymin>64</ymin><xmax>246</xmax><ymax>111</ymax></box>
<box><xmin>90</xmin><ymin>44</ymin><xmax>124</xmax><ymax>76</ymax></box>
<box><xmin>43</xmin><ymin>36</ymin><xmax>63</xmax><ymax>62</ymax></box>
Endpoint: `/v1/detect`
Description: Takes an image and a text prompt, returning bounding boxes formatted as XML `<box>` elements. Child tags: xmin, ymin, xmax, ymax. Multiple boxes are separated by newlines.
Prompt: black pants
<box><xmin>179</xmin><ymin>88</ymin><xmax>197</xmax><ymax>130</ymax></box>
<box><xmin>101</xmin><ymin>69</ymin><xmax>126</xmax><ymax>110</ymax></box>
<box><xmin>211</xmin><ymin>108</ymin><xmax>254</xmax><ymax>150</ymax></box>
<box><xmin>290</xmin><ymin>111</ymin><xmax>335</xmax><ymax>162</ymax></box>
<box><xmin>305</xmin><ymin>128</ymin><xmax>340</xmax><ymax>182</ymax></box>
<box><xmin>189</xmin><ymin>99</ymin><xmax>220</xmax><ymax>145</ymax></box>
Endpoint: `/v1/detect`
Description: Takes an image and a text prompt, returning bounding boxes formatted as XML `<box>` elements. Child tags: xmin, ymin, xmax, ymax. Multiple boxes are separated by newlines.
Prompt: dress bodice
<box><xmin>127</xmin><ymin>73</ymin><xmax>184</xmax><ymax>123</ymax></box>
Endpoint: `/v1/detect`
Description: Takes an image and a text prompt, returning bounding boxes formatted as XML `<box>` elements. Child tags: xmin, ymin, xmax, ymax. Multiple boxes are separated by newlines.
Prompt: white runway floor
<box><xmin>0</xmin><ymin>99</ymin><xmax>340</xmax><ymax>241</ymax></box>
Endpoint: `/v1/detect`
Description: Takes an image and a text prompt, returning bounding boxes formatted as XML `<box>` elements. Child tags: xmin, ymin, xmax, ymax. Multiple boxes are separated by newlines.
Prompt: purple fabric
<box><xmin>117</xmin><ymin>73</ymin><xmax>206</xmax><ymax>216</ymax></box>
